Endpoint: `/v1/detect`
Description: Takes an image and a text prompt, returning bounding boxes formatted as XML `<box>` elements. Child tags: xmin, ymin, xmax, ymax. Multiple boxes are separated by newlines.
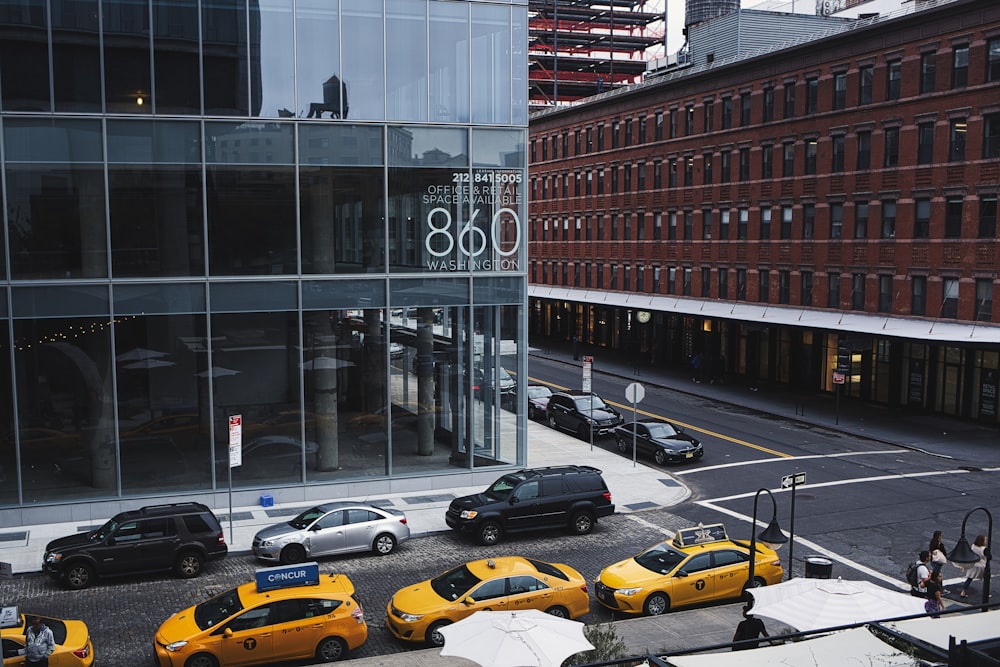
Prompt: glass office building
<box><xmin>0</xmin><ymin>0</ymin><xmax>528</xmax><ymax>524</ymax></box>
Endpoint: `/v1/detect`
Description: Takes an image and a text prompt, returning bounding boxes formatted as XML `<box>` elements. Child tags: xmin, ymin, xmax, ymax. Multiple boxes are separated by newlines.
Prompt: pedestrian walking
<box><xmin>732</xmin><ymin>605</ymin><xmax>770</xmax><ymax>650</ymax></box>
<box><xmin>924</xmin><ymin>570</ymin><xmax>946</xmax><ymax>617</ymax></box>
<box><xmin>958</xmin><ymin>534</ymin><xmax>989</xmax><ymax>599</ymax></box>
<box><xmin>928</xmin><ymin>530</ymin><xmax>948</xmax><ymax>577</ymax></box>
<box><xmin>908</xmin><ymin>550</ymin><xmax>931</xmax><ymax>598</ymax></box>
<box><xmin>25</xmin><ymin>616</ymin><xmax>55</xmax><ymax>666</ymax></box>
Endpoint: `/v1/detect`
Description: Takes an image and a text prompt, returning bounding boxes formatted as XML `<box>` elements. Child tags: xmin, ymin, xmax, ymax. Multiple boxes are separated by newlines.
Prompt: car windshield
<box><xmin>485</xmin><ymin>475</ymin><xmax>520</xmax><ymax>500</ymax></box>
<box><xmin>528</xmin><ymin>386</ymin><xmax>552</xmax><ymax>400</ymax></box>
<box><xmin>193</xmin><ymin>587</ymin><xmax>245</xmax><ymax>630</ymax></box>
<box><xmin>574</xmin><ymin>395</ymin><xmax>607</xmax><ymax>411</ymax></box>
<box><xmin>634</xmin><ymin>542</ymin><xmax>688</xmax><ymax>575</ymax></box>
<box><xmin>429</xmin><ymin>564</ymin><xmax>482</xmax><ymax>601</ymax></box>
<box><xmin>288</xmin><ymin>506</ymin><xmax>328</xmax><ymax>530</ymax></box>
<box><xmin>645</xmin><ymin>423</ymin><xmax>681</xmax><ymax>438</ymax></box>
<box><xmin>498</xmin><ymin>367</ymin><xmax>512</xmax><ymax>381</ymax></box>
<box><xmin>91</xmin><ymin>518</ymin><xmax>119</xmax><ymax>541</ymax></box>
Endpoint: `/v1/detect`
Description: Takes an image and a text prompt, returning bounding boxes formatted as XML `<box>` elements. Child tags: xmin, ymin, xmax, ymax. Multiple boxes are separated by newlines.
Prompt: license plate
<box><xmin>685</xmin><ymin>452</ymin><xmax>693</xmax><ymax>458</ymax></box>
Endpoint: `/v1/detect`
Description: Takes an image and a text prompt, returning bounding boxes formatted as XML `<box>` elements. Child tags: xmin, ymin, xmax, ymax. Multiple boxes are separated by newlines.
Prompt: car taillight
<box><xmin>580</xmin><ymin>584</ymin><xmax>589</xmax><ymax>594</ymax></box>
<box><xmin>352</xmin><ymin>605</ymin><xmax>364</xmax><ymax>623</ymax></box>
<box><xmin>399</xmin><ymin>517</ymin><xmax>408</xmax><ymax>525</ymax></box>
<box><xmin>73</xmin><ymin>643</ymin><xmax>91</xmax><ymax>659</ymax></box>
<box><xmin>602</xmin><ymin>491</ymin><xmax>612</xmax><ymax>502</ymax></box>
<box><xmin>217</xmin><ymin>531</ymin><xmax>226</xmax><ymax>545</ymax></box>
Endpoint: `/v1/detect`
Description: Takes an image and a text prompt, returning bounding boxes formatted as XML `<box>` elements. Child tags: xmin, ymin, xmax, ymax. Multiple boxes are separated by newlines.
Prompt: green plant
<box><xmin>562</xmin><ymin>623</ymin><xmax>630</xmax><ymax>666</ymax></box>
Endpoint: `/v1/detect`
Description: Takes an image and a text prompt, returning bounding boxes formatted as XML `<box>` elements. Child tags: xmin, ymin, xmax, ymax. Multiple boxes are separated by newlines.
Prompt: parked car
<box><xmin>154</xmin><ymin>566</ymin><xmax>367</xmax><ymax>666</ymax></box>
<box><xmin>43</xmin><ymin>502</ymin><xmax>227</xmax><ymax>590</ymax></box>
<box><xmin>595</xmin><ymin>523</ymin><xmax>783</xmax><ymax>616</ymax></box>
<box><xmin>252</xmin><ymin>501</ymin><xmax>410</xmax><ymax>564</ymax></box>
<box><xmin>472</xmin><ymin>366</ymin><xmax>516</xmax><ymax>400</ymax></box>
<box><xmin>546</xmin><ymin>390</ymin><xmax>624</xmax><ymax>440</ymax></box>
<box><xmin>445</xmin><ymin>465</ymin><xmax>614</xmax><ymax>546</ymax></box>
<box><xmin>1</xmin><ymin>613</ymin><xmax>94</xmax><ymax>666</ymax></box>
<box><xmin>614</xmin><ymin>418</ymin><xmax>703</xmax><ymax>464</ymax></box>
<box><xmin>526</xmin><ymin>384</ymin><xmax>553</xmax><ymax>421</ymax></box>
<box><xmin>386</xmin><ymin>556</ymin><xmax>589</xmax><ymax>647</ymax></box>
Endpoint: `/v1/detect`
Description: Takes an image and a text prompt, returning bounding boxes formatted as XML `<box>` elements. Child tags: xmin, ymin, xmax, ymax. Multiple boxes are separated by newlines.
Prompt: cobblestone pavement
<box><xmin>2</xmin><ymin>511</ymin><xmax>683</xmax><ymax>666</ymax></box>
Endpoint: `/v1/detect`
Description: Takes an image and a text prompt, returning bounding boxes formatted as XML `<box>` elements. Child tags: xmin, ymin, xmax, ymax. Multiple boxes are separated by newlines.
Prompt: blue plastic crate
<box><xmin>259</xmin><ymin>494</ymin><xmax>274</xmax><ymax>507</ymax></box>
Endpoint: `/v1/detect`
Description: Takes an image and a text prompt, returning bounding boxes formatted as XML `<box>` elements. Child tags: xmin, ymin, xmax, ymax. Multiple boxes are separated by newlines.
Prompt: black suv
<box><xmin>445</xmin><ymin>465</ymin><xmax>615</xmax><ymax>545</ymax></box>
<box><xmin>43</xmin><ymin>502</ymin><xmax>228</xmax><ymax>590</ymax></box>
<box><xmin>546</xmin><ymin>390</ymin><xmax>624</xmax><ymax>440</ymax></box>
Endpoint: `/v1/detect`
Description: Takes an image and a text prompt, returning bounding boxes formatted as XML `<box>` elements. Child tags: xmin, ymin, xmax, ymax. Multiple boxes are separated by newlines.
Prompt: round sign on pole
<box><xmin>625</xmin><ymin>382</ymin><xmax>645</xmax><ymax>404</ymax></box>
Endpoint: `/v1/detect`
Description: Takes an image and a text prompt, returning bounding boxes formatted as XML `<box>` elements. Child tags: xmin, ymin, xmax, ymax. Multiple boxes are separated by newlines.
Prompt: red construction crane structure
<box><xmin>529</xmin><ymin>0</ymin><xmax>664</xmax><ymax>109</ymax></box>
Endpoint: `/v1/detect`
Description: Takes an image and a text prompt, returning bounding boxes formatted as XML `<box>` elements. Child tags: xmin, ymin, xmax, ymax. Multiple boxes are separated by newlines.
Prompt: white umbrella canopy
<box><xmin>124</xmin><ymin>359</ymin><xmax>176</xmax><ymax>369</ymax></box>
<box><xmin>116</xmin><ymin>347</ymin><xmax>170</xmax><ymax>362</ymax></box>
<box><xmin>195</xmin><ymin>366</ymin><xmax>242</xmax><ymax>378</ymax></box>
<box><xmin>747</xmin><ymin>577</ymin><xmax>927</xmax><ymax>632</ymax></box>
<box><xmin>439</xmin><ymin>609</ymin><xmax>595</xmax><ymax>667</ymax></box>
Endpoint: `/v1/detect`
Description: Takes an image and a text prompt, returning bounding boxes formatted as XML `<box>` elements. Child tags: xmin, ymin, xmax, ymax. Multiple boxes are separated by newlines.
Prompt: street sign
<box><xmin>229</xmin><ymin>414</ymin><xmax>243</xmax><ymax>468</ymax></box>
<box><xmin>781</xmin><ymin>472</ymin><xmax>806</xmax><ymax>488</ymax></box>
<box><xmin>0</xmin><ymin>606</ymin><xmax>18</xmax><ymax>628</ymax></box>
<box><xmin>833</xmin><ymin>371</ymin><xmax>846</xmax><ymax>384</ymax></box>
<box><xmin>582</xmin><ymin>356</ymin><xmax>593</xmax><ymax>393</ymax></box>
<box><xmin>625</xmin><ymin>382</ymin><xmax>645</xmax><ymax>403</ymax></box>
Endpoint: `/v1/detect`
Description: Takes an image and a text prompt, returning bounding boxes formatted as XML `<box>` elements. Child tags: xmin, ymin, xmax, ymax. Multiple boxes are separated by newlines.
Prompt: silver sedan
<box><xmin>252</xmin><ymin>501</ymin><xmax>410</xmax><ymax>564</ymax></box>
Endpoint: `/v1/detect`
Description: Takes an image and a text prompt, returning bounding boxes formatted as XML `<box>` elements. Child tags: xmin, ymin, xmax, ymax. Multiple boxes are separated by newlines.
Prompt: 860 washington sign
<box><xmin>421</xmin><ymin>170</ymin><xmax>523</xmax><ymax>271</ymax></box>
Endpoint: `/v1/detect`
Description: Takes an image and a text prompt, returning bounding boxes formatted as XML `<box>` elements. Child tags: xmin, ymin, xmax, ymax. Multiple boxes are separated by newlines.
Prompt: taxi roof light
<box><xmin>672</xmin><ymin>523</ymin><xmax>728</xmax><ymax>548</ymax></box>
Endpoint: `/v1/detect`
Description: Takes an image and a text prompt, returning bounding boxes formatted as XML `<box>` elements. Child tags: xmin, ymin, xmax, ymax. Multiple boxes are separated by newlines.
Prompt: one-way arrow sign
<box><xmin>781</xmin><ymin>472</ymin><xmax>806</xmax><ymax>488</ymax></box>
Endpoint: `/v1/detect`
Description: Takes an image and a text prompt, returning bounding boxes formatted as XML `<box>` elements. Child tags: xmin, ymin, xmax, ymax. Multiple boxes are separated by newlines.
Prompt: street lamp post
<box><xmin>746</xmin><ymin>488</ymin><xmax>788</xmax><ymax>600</ymax></box>
<box><xmin>947</xmin><ymin>506</ymin><xmax>993</xmax><ymax>609</ymax></box>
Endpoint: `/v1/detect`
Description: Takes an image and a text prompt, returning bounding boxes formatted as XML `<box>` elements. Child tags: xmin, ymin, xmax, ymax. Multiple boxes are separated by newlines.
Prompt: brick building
<box><xmin>528</xmin><ymin>0</ymin><xmax>1000</xmax><ymax>423</ymax></box>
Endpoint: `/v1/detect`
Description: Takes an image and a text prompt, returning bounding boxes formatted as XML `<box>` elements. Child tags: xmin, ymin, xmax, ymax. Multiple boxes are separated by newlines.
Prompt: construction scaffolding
<box><xmin>529</xmin><ymin>0</ymin><xmax>664</xmax><ymax>109</ymax></box>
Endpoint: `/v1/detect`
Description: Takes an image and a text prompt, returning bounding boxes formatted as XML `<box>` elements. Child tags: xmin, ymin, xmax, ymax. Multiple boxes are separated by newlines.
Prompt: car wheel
<box><xmin>643</xmin><ymin>592</ymin><xmax>670</xmax><ymax>616</ymax></box>
<box><xmin>569</xmin><ymin>510</ymin><xmax>595</xmax><ymax>535</ymax></box>
<box><xmin>184</xmin><ymin>653</ymin><xmax>219</xmax><ymax>667</ymax></box>
<box><xmin>616</xmin><ymin>437</ymin><xmax>628</xmax><ymax>453</ymax></box>
<box><xmin>478</xmin><ymin>521</ymin><xmax>502</xmax><ymax>546</ymax></box>
<box><xmin>427</xmin><ymin>620</ymin><xmax>451</xmax><ymax>648</ymax></box>
<box><xmin>654</xmin><ymin>449</ymin><xmax>667</xmax><ymax>465</ymax></box>
<box><xmin>528</xmin><ymin>405</ymin><xmax>536</xmax><ymax>420</ymax></box>
<box><xmin>372</xmin><ymin>533</ymin><xmax>396</xmax><ymax>555</ymax></box>
<box><xmin>576</xmin><ymin>424</ymin><xmax>590</xmax><ymax>441</ymax></box>
<box><xmin>547</xmin><ymin>414</ymin><xmax>558</xmax><ymax>430</ymax></box>
<box><xmin>64</xmin><ymin>561</ymin><xmax>95</xmax><ymax>590</ymax></box>
<box><xmin>545</xmin><ymin>605</ymin><xmax>569</xmax><ymax>618</ymax></box>
<box><xmin>280</xmin><ymin>543</ymin><xmax>306</xmax><ymax>565</ymax></box>
<box><xmin>743</xmin><ymin>576</ymin><xmax>768</xmax><ymax>592</ymax></box>
<box><xmin>315</xmin><ymin>636</ymin><xmax>348</xmax><ymax>662</ymax></box>
<box><xmin>174</xmin><ymin>551</ymin><xmax>204</xmax><ymax>578</ymax></box>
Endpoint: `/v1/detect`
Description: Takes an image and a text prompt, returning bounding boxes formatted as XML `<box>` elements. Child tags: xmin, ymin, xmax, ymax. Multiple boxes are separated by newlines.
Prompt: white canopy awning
<box><xmin>883</xmin><ymin>608</ymin><xmax>1000</xmax><ymax>650</ymax></box>
<box><xmin>665</xmin><ymin>627</ymin><xmax>914</xmax><ymax>667</ymax></box>
<box><xmin>529</xmin><ymin>286</ymin><xmax>1000</xmax><ymax>344</ymax></box>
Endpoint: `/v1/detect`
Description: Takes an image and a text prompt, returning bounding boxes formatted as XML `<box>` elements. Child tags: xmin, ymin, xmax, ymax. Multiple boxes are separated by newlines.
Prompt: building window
<box><xmin>806</xmin><ymin>77</ymin><xmax>818</xmax><ymax>114</ymax></box>
<box><xmin>737</xmin><ymin>269</ymin><xmax>747</xmax><ymax>300</ymax></box>
<box><xmin>720</xmin><ymin>150</ymin><xmax>731</xmax><ymax>183</ymax></box>
<box><xmin>655</xmin><ymin>111</ymin><xmax>663</xmax><ymax>141</ymax></box>
<box><xmin>952</xmin><ymin>45</ymin><xmax>969</xmax><ymax>88</ymax></box>
<box><xmin>763</xmin><ymin>87</ymin><xmax>774</xmax><ymax>122</ymax></box>
<box><xmin>624</xmin><ymin>164</ymin><xmax>632</xmax><ymax>191</ymax></box>
<box><xmin>637</xmin><ymin>163</ymin><xmax>645</xmax><ymax>191</ymax></box>
<box><xmin>585</xmin><ymin>262</ymin><xmax>592</xmax><ymax>287</ymax></box>
<box><xmin>949</xmin><ymin>118</ymin><xmax>966</xmax><ymax>161</ymax></box>
<box><xmin>803</xmin><ymin>204</ymin><xmax>815</xmax><ymax>239</ymax></box>
<box><xmin>611</xmin><ymin>121</ymin><xmax>619</xmax><ymax>148</ymax></box>
<box><xmin>984</xmin><ymin>113</ymin><xmax>1000</xmax><ymax>159</ymax></box>
<box><xmin>681</xmin><ymin>156</ymin><xmax>692</xmax><ymax>186</ymax></box>
<box><xmin>701</xmin><ymin>267</ymin><xmax>711</xmax><ymax>297</ymax></box>
<box><xmin>760</xmin><ymin>207</ymin><xmax>772</xmax><ymax>239</ymax></box>
<box><xmin>611</xmin><ymin>167</ymin><xmax>618</xmax><ymax>193</ymax></box>
<box><xmin>561</xmin><ymin>262</ymin><xmax>568</xmax><ymax>285</ymax></box>
<box><xmin>586</xmin><ymin>170</ymin><xmax>593</xmax><ymax>196</ymax></box>
<box><xmin>858</xmin><ymin>66</ymin><xmax>873</xmax><ymax>105</ymax></box>
<box><xmin>585</xmin><ymin>127</ymin><xmax>592</xmax><ymax>152</ymax></box>
<box><xmin>911</xmin><ymin>276</ymin><xmax>926</xmax><ymax>315</ymax></box>
<box><xmin>683</xmin><ymin>210</ymin><xmax>693</xmax><ymax>239</ymax></box>
<box><xmin>654</xmin><ymin>212</ymin><xmax>662</xmax><ymax>240</ymax></box>
<box><xmin>914</xmin><ymin>198</ymin><xmax>931</xmax><ymax>239</ymax></box>
<box><xmin>530</xmin><ymin>140</ymin><xmax>536</xmax><ymax>162</ymax></box>
<box><xmin>881</xmin><ymin>200</ymin><xmax>897</xmax><ymax>238</ymax></box>
<box><xmin>857</xmin><ymin>275</ymin><xmax>871</xmax><ymax>312</ymax></box>
<box><xmin>722</xmin><ymin>97</ymin><xmax>733</xmax><ymax>129</ymax></box>
<box><xmin>945</xmin><ymin>196</ymin><xmax>963</xmax><ymax>238</ymax></box>
<box><xmin>574</xmin><ymin>130</ymin><xmax>581</xmax><ymax>155</ymax></box>
<box><xmin>856</xmin><ymin>130</ymin><xmax>871</xmax><ymax>170</ymax></box>
<box><xmin>854</xmin><ymin>203</ymin><xmax>869</xmax><ymax>239</ymax></box>
<box><xmin>805</xmin><ymin>139</ymin><xmax>817</xmax><ymax>175</ymax></box>
<box><xmin>739</xmin><ymin>147</ymin><xmax>750</xmax><ymax>181</ymax></box>
<box><xmin>610</xmin><ymin>265</ymin><xmax>618</xmax><ymax>290</ymax></box>
<box><xmin>976</xmin><ymin>278</ymin><xmax>993</xmax><ymax>322</ymax></box>
<box><xmin>917</xmin><ymin>123</ymin><xmax>934</xmax><ymax>164</ymax></box>
<box><xmin>825</xmin><ymin>272</ymin><xmax>840</xmax><ymax>308</ymax></box>
<box><xmin>704</xmin><ymin>101</ymin><xmax>714</xmax><ymax>132</ymax></box>
<box><xmin>720</xmin><ymin>210</ymin><xmax>730</xmax><ymax>239</ymax></box>
<box><xmin>886</xmin><ymin>60</ymin><xmax>901</xmax><ymax>100</ymax></box>
<box><xmin>784</xmin><ymin>83</ymin><xmax>796</xmax><ymax>118</ymax></box>
<box><xmin>624</xmin><ymin>265</ymin><xmax>631</xmax><ymax>289</ymax></box>
<box><xmin>682</xmin><ymin>267</ymin><xmax>692</xmax><ymax>296</ymax></box>
<box><xmin>833</xmin><ymin>72</ymin><xmax>847</xmax><ymax>109</ymax></box>
<box><xmin>801</xmin><ymin>271</ymin><xmax>813</xmax><ymax>307</ymax></box>
<box><xmin>830</xmin><ymin>203</ymin><xmax>843</xmax><ymax>239</ymax></box>
<box><xmin>586</xmin><ymin>215</ymin><xmax>593</xmax><ymax>241</ymax></box>
<box><xmin>639</xmin><ymin>117</ymin><xmax>647</xmax><ymax>143</ymax></box>
<box><xmin>740</xmin><ymin>93</ymin><xmax>751</xmax><ymax>126</ymax></box>
<box><xmin>989</xmin><ymin>38</ymin><xmax>1000</xmax><ymax>82</ymax></box>
<box><xmin>541</xmin><ymin>140</ymin><xmax>548</xmax><ymax>161</ymax></box>
<box><xmin>597</xmin><ymin>264</ymin><xmax>604</xmax><ymax>287</ymax></box>
<box><xmin>884</xmin><ymin>127</ymin><xmax>900</xmax><ymax>167</ymax></box>
<box><xmin>623</xmin><ymin>214</ymin><xmax>631</xmax><ymax>240</ymax></box>
<box><xmin>598</xmin><ymin>126</ymin><xmax>605</xmax><ymax>151</ymax></box>
<box><xmin>668</xmin><ymin>158</ymin><xmax>677</xmax><ymax>187</ymax></box>
<box><xmin>703</xmin><ymin>153</ymin><xmax>714</xmax><ymax>184</ymax></box>
<box><xmin>702</xmin><ymin>209</ymin><xmax>713</xmax><ymax>239</ymax></box>
<box><xmin>652</xmin><ymin>266</ymin><xmax>660</xmax><ymax>293</ymax></box>
<box><xmin>831</xmin><ymin>135</ymin><xmax>845</xmax><ymax>172</ymax></box>
<box><xmin>653</xmin><ymin>161</ymin><xmax>662</xmax><ymax>189</ymax></box>
<box><xmin>738</xmin><ymin>208</ymin><xmax>748</xmax><ymax>240</ymax></box>
<box><xmin>574</xmin><ymin>262</ymin><xmax>581</xmax><ymax>287</ymax></box>
<box><xmin>761</xmin><ymin>145</ymin><xmax>773</xmax><ymax>178</ymax></box>
<box><xmin>669</xmin><ymin>109</ymin><xmax>678</xmax><ymax>138</ymax></box>
<box><xmin>759</xmin><ymin>270</ymin><xmax>770</xmax><ymax>303</ymax></box>
<box><xmin>779</xmin><ymin>270</ymin><xmax>790</xmax><ymax>304</ymax></box>
<box><xmin>597</xmin><ymin>169</ymin><xmax>604</xmax><ymax>194</ymax></box>
<box><xmin>718</xmin><ymin>268</ymin><xmax>729</xmax><ymax>299</ymax></box>
<box><xmin>878</xmin><ymin>275</ymin><xmax>893</xmax><ymax>313</ymax></box>
<box><xmin>684</xmin><ymin>105</ymin><xmax>694</xmax><ymax>135</ymax></box>
<box><xmin>782</xmin><ymin>142</ymin><xmax>795</xmax><ymax>177</ymax></box>
<box><xmin>920</xmin><ymin>52</ymin><xmax>936</xmax><ymax>94</ymax></box>
<box><xmin>562</xmin><ymin>132</ymin><xmax>569</xmax><ymax>156</ymax></box>
<box><xmin>624</xmin><ymin>119</ymin><xmax>633</xmax><ymax>147</ymax></box>
<box><xmin>668</xmin><ymin>212</ymin><xmax>677</xmax><ymax>240</ymax></box>
<box><xmin>941</xmin><ymin>278</ymin><xmax>958</xmax><ymax>318</ymax></box>
<box><xmin>574</xmin><ymin>171</ymin><xmax>581</xmax><ymax>197</ymax></box>
<box><xmin>980</xmin><ymin>197</ymin><xmax>998</xmax><ymax>238</ymax></box>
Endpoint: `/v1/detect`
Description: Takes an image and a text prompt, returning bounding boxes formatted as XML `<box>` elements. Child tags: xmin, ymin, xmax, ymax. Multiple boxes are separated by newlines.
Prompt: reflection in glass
<box><xmin>0</xmin><ymin>0</ymin><xmax>51</xmax><ymax>111</ymax></box>
<box><xmin>103</xmin><ymin>0</ymin><xmax>152</xmax><ymax>114</ymax></box>
<box><xmin>430</xmin><ymin>1</ymin><xmax>470</xmax><ymax>123</ymax></box>
<box><xmin>0</xmin><ymin>344</ymin><xmax>15</xmax><ymax>505</ymax></box>
<box><xmin>296</xmin><ymin>0</ymin><xmax>341</xmax><ymax>120</ymax></box>
<box><xmin>203</xmin><ymin>0</ymin><xmax>253</xmax><ymax>116</ymax></box>
<box><xmin>388</xmin><ymin>167</ymin><xmax>468</xmax><ymax>272</ymax></box>
<box><xmin>472</xmin><ymin>3</ymin><xmax>511</xmax><ymax>125</ymax></box>
<box><xmin>341</xmin><ymin>0</ymin><xmax>384</xmax><ymax>121</ymax></box>
<box><xmin>52</xmin><ymin>0</ymin><xmax>102</xmax><ymax>112</ymax></box>
<box><xmin>153</xmin><ymin>0</ymin><xmax>202</xmax><ymax>114</ymax></box>
<box><xmin>256</xmin><ymin>0</ymin><xmax>294</xmax><ymax>117</ymax></box>
<box><xmin>387</xmin><ymin>0</ymin><xmax>427</xmax><ymax>122</ymax></box>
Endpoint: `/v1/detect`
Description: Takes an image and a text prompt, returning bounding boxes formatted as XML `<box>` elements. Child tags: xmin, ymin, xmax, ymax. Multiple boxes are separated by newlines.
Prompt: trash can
<box><xmin>804</xmin><ymin>555</ymin><xmax>833</xmax><ymax>579</ymax></box>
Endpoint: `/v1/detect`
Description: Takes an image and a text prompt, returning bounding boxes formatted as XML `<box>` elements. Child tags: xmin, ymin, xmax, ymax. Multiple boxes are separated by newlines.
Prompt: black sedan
<box><xmin>526</xmin><ymin>384</ymin><xmax>553</xmax><ymax>421</ymax></box>
<box><xmin>614</xmin><ymin>418</ymin><xmax>703</xmax><ymax>465</ymax></box>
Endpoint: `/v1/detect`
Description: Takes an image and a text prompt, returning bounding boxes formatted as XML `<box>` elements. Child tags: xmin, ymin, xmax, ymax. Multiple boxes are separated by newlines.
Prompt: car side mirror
<box><xmin>462</xmin><ymin>597</ymin><xmax>476</xmax><ymax>606</ymax></box>
<box><xmin>310</xmin><ymin>524</ymin><xmax>322</xmax><ymax>531</ymax></box>
<box><xmin>224</xmin><ymin>628</ymin><xmax>234</xmax><ymax>638</ymax></box>
<box><xmin>675</xmin><ymin>570</ymin><xmax>688</xmax><ymax>577</ymax></box>
<box><xmin>509</xmin><ymin>496</ymin><xmax>519</xmax><ymax>504</ymax></box>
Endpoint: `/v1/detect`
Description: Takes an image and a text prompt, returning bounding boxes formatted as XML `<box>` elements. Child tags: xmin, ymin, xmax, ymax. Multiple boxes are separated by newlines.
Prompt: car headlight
<box><xmin>616</xmin><ymin>587</ymin><xmax>643</xmax><ymax>596</ymax></box>
<box><xmin>459</xmin><ymin>509</ymin><xmax>477</xmax><ymax>520</ymax></box>
<box><xmin>258</xmin><ymin>539</ymin><xmax>274</xmax><ymax>547</ymax></box>
<box><xmin>397</xmin><ymin>611</ymin><xmax>424</xmax><ymax>623</ymax></box>
<box><xmin>164</xmin><ymin>640</ymin><xmax>189</xmax><ymax>652</ymax></box>
<box><xmin>45</xmin><ymin>552</ymin><xmax>61</xmax><ymax>563</ymax></box>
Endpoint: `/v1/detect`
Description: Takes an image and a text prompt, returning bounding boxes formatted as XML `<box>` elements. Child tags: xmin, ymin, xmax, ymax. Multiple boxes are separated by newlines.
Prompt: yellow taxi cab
<box><xmin>595</xmin><ymin>523</ymin><xmax>784</xmax><ymax>616</ymax></box>
<box><xmin>1</xmin><ymin>613</ymin><xmax>94</xmax><ymax>667</ymax></box>
<box><xmin>154</xmin><ymin>563</ymin><xmax>366</xmax><ymax>667</ymax></box>
<box><xmin>387</xmin><ymin>556</ymin><xmax>589</xmax><ymax>647</ymax></box>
